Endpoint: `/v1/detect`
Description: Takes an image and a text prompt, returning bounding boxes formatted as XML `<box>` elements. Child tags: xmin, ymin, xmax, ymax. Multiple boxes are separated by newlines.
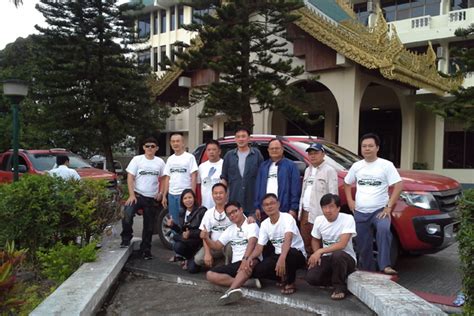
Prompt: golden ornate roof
<box><xmin>155</xmin><ymin>4</ymin><xmax>463</xmax><ymax>96</ymax></box>
<box><xmin>294</xmin><ymin>6</ymin><xmax>463</xmax><ymax>94</ymax></box>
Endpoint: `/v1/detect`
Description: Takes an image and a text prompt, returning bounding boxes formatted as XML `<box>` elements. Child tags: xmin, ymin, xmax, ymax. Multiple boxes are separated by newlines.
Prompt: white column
<box><xmin>323</xmin><ymin>105</ymin><xmax>338</xmax><ymax>143</ymax></box>
<box><xmin>399</xmin><ymin>95</ymin><xmax>416</xmax><ymax>169</ymax></box>
<box><xmin>437</xmin><ymin>41</ymin><xmax>450</xmax><ymax>74</ymax></box>
<box><xmin>212</xmin><ymin>116</ymin><xmax>226</xmax><ymax>139</ymax></box>
<box><xmin>433</xmin><ymin>115</ymin><xmax>445</xmax><ymax>172</ymax></box>
<box><xmin>187</xmin><ymin>103</ymin><xmax>203</xmax><ymax>152</ymax></box>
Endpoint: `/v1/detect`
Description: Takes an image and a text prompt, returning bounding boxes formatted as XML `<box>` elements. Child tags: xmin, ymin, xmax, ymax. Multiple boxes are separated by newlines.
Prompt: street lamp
<box><xmin>2</xmin><ymin>79</ymin><xmax>28</xmax><ymax>182</ymax></box>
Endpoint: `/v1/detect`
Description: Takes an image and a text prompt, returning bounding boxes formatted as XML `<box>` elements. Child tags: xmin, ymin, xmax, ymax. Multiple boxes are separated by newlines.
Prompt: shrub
<box><xmin>0</xmin><ymin>241</ymin><xmax>27</xmax><ymax>314</ymax></box>
<box><xmin>37</xmin><ymin>241</ymin><xmax>97</xmax><ymax>283</ymax></box>
<box><xmin>458</xmin><ymin>188</ymin><xmax>474</xmax><ymax>314</ymax></box>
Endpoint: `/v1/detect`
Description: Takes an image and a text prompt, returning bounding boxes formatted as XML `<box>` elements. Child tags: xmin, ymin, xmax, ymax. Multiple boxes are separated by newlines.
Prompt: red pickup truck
<box><xmin>157</xmin><ymin>135</ymin><xmax>462</xmax><ymax>266</ymax></box>
<box><xmin>0</xmin><ymin>149</ymin><xmax>118</xmax><ymax>189</ymax></box>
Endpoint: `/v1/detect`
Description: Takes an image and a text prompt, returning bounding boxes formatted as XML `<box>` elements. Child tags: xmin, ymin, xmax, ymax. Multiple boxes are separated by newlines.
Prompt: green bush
<box><xmin>37</xmin><ymin>242</ymin><xmax>97</xmax><ymax>283</ymax></box>
<box><xmin>0</xmin><ymin>175</ymin><xmax>120</xmax><ymax>263</ymax></box>
<box><xmin>458</xmin><ymin>188</ymin><xmax>474</xmax><ymax>314</ymax></box>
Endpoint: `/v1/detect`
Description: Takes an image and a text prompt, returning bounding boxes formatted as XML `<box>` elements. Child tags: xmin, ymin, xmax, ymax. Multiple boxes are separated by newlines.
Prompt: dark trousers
<box><xmin>354</xmin><ymin>209</ymin><xmax>392</xmax><ymax>271</ymax></box>
<box><xmin>173</xmin><ymin>239</ymin><xmax>202</xmax><ymax>260</ymax></box>
<box><xmin>253</xmin><ymin>248</ymin><xmax>306</xmax><ymax>284</ymax></box>
<box><xmin>121</xmin><ymin>193</ymin><xmax>160</xmax><ymax>252</ymax></box>
<box><xmin>305</xmin><ymin>250</ymin><xmax>356</xmax><ymax>292</ymax></box>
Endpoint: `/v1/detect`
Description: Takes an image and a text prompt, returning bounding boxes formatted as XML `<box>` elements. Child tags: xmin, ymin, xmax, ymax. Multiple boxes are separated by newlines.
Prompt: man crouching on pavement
<box><xmin>305</xmin><ymin>193</ymin><xmax>357</xmax><ymax>300</ymax></box>
<box><xmin>201</xmin><ymin>201</ymin><xmax>261</xmax><ymax>305</ymax></box>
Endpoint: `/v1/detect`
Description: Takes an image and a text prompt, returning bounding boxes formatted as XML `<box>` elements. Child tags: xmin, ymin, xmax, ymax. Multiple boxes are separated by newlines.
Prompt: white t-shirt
<box><xmin>312</xmin><ymin>213</ymin><xmax>357</xmax><ymax>263</ymax></box>
<box><xmin>258</xmin><ymin>212</ymin><xmax>306</xmax><ymax>258</ymax></box>
<box><xmin>199</xmin><ymin>207</ymin><xmax>232</xmax><ymax>241</ymax></box>
<box><xmin>302</xmin><ymin>168</ymin><xmax>317</xmax><ymax>209</ymax></box>
<box><xmin>219</xmin><ymin>220</ymin><xmax>260</xmax><ymax>263</ymax></box>
<box><xmin>164</xmin><ymin>152</ymin><xmax>198</xmax><ymax>195</ymax></box>
<box><xmin>198</xmin><ymin>159</ymin><xmax>223</xmax><ymax>209</ymax></box>
<box><xmin>266</xmin><ymin>162</ymin><xmax>278</xmax><ymax>196</ymax></box>
<box><xmin>48</xmin><ymin>165</ymin><xmax>81</xmax><ymax>181</ymax></box>
<box><xmin>344</xmin><ymin>158</ymin><xmax>402</xmax><ymax>213</ymax></box>
<box><xmin>126</xmin><ymin>155</ymin><xmax>165</xmax><ymax>198</ymax></box>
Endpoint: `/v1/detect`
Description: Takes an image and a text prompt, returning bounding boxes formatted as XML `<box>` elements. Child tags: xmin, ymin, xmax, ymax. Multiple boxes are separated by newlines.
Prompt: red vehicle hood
<box><xmin>76</xmin><ymin>168</ymin><xmax>116</xmax><ymax>181</ymax></box>
<box><xmin>397</xmin><ymin>170</ymin><xmax>460</xmax><ymax>192</ymax></box>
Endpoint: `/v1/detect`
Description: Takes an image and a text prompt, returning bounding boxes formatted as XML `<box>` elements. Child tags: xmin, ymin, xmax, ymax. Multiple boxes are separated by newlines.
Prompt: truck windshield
<box><xmin>292</xmin><ymin>141</ymin><xmax>360</xmax><ymax>170</ymax></box>
<box><xmin>28</xmin><ymin>153</ymin><xmax>92</xmax><ymax>171</ymax></box>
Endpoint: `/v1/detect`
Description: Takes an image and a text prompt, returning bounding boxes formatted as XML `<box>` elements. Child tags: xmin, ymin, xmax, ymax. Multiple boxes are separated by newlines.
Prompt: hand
<box><xmin>376</xmin><ymin>207</ymin><xmax>392</xmax><ymax>219</ymax></box>
<box><xmin>154</xmin><ymin>192</ymin><xmax>163</xmax><ymax>202</ymax></box>
<box><xmin>166</xmin><ymin>217</ymin><xmax>174</xmax><ymax>227</ymax></box>
<box><xmin>244</xmin><ymin>257</ymin><xmax>255</xmax><ymax>272</ymax></box>
<box><xmin>200</xmin><ymin>227</ymin><xmax>209</xmax><ymax>240</ymax></box>
<box><xmin>125</xmin><ymin>194</ymin><xmax>137</xmax><ymax>206</ymax></box>
<box><xmin>161</xmin><ymin>195</ymin><xmax>168</xmax><ymax>208</ymax></box>
<box><xmin>289</xmin><ymin>210</ymin><xmax>297</xmax><ymax>219</ymax></box>
<box><xmin>308</xmin><ymin>251</ymin><xmax>322</xmax><ymax>269</ymax></box>
<box><xmin>347</xmin><ymin>200</ymin><xmax>355</xmax><ymax>213</ymax></box>
<box><xmin>204</xmin><ymin>253</ymin><xmax>213</xmax><ymax>268</ymax></box>
<box><xmin>255</xmin><ymin>209</ymin><xmax>261</xmax><ymax>222</ymax></box>
<box><xmin>275</xmin><ymin>256</ymin><xmax>286</xmax><ymax>278</ymax></box>
<box><xmin>182</xmin><ymin>230</ymin><xmax>190</xmax><ymax>240</ymax></box>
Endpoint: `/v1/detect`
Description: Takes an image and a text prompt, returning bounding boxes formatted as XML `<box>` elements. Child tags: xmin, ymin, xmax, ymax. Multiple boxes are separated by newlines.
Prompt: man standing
<box><xmin>198</xmin><ymin>140</ymin><xmax>223</xmax><ymax>209</ymax></box>
<box><xmin>48</xmin><ymin>155</ymin><xmax>81</xmax><ymax>180</ymax></box>
<box><xmin>162</xmin><ymin>133</ymin><xmax>198</xmax><ymax>224</ymax></box>
<box><xmin>247</xmin><ymin>194</ymin><xmax>306</xmax><ymax>296</ymax></box>
<box><xmin>221</xmin><ymin>127</ymin><xmax>263</xmax><ymax>218</ymax></box>
<box><xmin>254</xmin><ymin>138</ymin><xmax>300</xmax><ymax>221</ymax></box>
<box><xmin>190</xmin><ymin>183</ymin><xmax>232</xmax><ymax>273</ymax></box>
<box><xmin>120</xmin><ymin>137</ymin><xmax>165</xmax><ymax>260</ymax></box>
<box><xmin>202</xmin><ymin>201</ymin><xmax>261</xmax><ymax>305</ymax></box>
<box><xmin>299</xmin><ymin>143</ymin><xmax>338</xmax><ymax>253</ymax></box>
<box><xmin>305</xmin><ymin>194</ymin><xmax>357</xmax><ymax>300</ymax></box>
<box><xmin>344</xmin><ymin>133</ymin><xmax>403</xmax><ymax>274</ymax></box>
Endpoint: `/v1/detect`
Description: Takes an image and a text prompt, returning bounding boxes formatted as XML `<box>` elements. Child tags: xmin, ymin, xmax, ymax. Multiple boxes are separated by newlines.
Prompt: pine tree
<box><xmin>173</xmin><ymin>0</ymin><xmax>307</xmax><ymax>131</ymax></box>
<box><xmin>34</xmin><ymin>0</ymin><xmax>166</xmax><ymax>168</ymax></box>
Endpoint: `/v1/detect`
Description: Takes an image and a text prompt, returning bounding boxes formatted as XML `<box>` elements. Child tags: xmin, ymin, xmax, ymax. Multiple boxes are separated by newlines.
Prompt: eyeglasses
<box><xmin>226</xmin><ymin>208</ymin><xmax>239</xmax><ymax>217</ymax></box>
<box><xmin>144</xmin><ymin>144</ymin><xmax>157</xmax><ymax>149</ymax></box>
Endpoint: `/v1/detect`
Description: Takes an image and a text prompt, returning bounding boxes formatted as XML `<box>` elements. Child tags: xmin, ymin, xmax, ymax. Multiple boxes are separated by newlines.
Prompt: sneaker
<box><xmin>254</xmin><ymin>278</ymin><xmax>262</xmax><ymax>289</ymax></box>
<box><xmin>120</xmin><ymin>240</ymin><xmax>131</xmax><ymax>248</ymax></box>
<box><xmin>218</xmin><ymin>288</ymin><xmax>243</xmax><ymax>305</ymax></box>
<box><xmin>143</xmin><ymin>251</ymin><xmax>153</xmax><ymax>260</ymax></box>
<box><xmin>244</xmin><ymin>278</ymin><xmax>262</xmax><ymax>289</ymax></box>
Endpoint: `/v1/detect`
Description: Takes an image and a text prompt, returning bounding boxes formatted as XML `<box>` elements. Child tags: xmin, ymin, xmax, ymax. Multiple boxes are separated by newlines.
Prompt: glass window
<box><xmin>138</xmin><ymin>15</ymin><xmax>150</xmax><ymax>39</ymax></box>
<box><xmin>451</xmin><ymin>0</ymin><xmax>469</xmax><ymax>10</ymax></box>
<box><xmin>159</xmin><ymin>45</ymin><xmax>167</xmax><ymax>71</ymax></box>
<box><xmin>0</xmin><ymin>154</ymin><xmax>11</xmax><ymax>171</ymax></box>
<box><xmin>443</xmin><ymin>119</ymin><xmax>474</xmax><ymax>168</ymax></box>
<box><xmin>28</xmin><ymin>153</ymin><xmax>92</xmax><ymax>171</ymax></box>
<box><xmin>138</xmin><ymin>51</ymin><xmax>150</xmax><ymax>66</ymax></box>
<box><xmin>178</xmin><ymin>5</ymin><xmax>184</xmax><ymax>28</ymax></box>
<box><xmin>411</xmin><ymin>5</ymin><xmax>424</xmax><ymax>17</ymax></box>
<box><xmin>170</xmin><ymin>6</ymin><xmax>176</xmax><ymax>31</ymax></box>
<box><xmin>153</xmin><ymin>11</ymin><xmax>158</xmax><ymax>34</ymax></box>
<box><xmin>425</xmin><ymin>2</ymin><xmax>440</xmax><ymax>15</ymax></box>
<box><xmin>160</xmin><ymin>10</ymin><xmax>166</xmax><ymax>33</ymax></box>
<box><xmin>153</xmin><ymin>47</ymin><xmax>158</xmax><ymax>72</ymax></box>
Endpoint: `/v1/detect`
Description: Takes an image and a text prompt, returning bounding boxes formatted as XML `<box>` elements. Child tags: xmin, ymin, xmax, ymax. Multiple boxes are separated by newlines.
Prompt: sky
<box><xmin>0</xmin><ymin>0</ymin><xmax>45</xmax><ymax>50</ymax></box>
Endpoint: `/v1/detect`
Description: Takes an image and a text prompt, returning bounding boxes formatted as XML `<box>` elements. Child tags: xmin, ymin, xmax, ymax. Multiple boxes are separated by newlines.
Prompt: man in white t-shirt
<box><xmin>162</xmin><ymin>133</ymin><xmax>198</xmax><ymax>226</ymax></box>
<box><xmin>344</xmin><ymin>133</ymin><xmax>403</xmax><ymax>275</ymax></box>
<box><xmin>201</xmin><ymin>201</ymin><xmax>262</xmax><ymax>305</ymax></box>
<box><xmin>48</xmin><ymin>155</ymin><xmax>81</xmax><ymax>181</ymax></box>
<box><xmin>299</xmin><ymin>142</ymin><xmax>338</xmax><ymax>254</ymax></box>
<box><xmin>246</xmin><ymin>194</ymin><xmax>307</xmax><ymax>296</ymax></box>
<box><xmin>188</xmin><ymin>183</ymin><xmax>232</xmax><ymax>273</ymax></box>
<box><xmin>120</xmin><ymin>137</ymin><xmax>165</xmax><ymax>260</ymax></box>
<box><xmin>198</xmin><ymin>140</ymin><xmax>223</xmax><ymax>209</ymax></box>
<box><xmin>306</xmin><ymin>193</ymin><xmax>357</xmax><ymax>300</ymax></box>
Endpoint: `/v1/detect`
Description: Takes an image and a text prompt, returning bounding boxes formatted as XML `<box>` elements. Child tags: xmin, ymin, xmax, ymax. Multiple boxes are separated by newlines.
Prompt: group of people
<box><xmin>119</xmin><ymin>129</ymin><xmax>403</xmax><ymax>305</ymax></box>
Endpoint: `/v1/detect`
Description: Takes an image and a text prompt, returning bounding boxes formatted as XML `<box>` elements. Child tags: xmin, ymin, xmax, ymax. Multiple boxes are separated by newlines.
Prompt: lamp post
<box><xmin>2</xmin><ymin>79</ymin><xmax>28</xmax><ymax>182</ymax></box>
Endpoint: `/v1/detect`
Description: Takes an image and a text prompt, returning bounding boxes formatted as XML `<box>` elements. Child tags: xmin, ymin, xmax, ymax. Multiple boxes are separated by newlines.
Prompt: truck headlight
<box><xmin>400</xmin><ymin>191</ymin><xmax>438</xmax><ymax>210</ymax></box>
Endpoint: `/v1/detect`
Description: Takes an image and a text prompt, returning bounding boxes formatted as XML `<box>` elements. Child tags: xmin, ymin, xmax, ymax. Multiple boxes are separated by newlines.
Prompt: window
<box><xmin>153</xmin><ymin>47</ymin><xmax>158</xmax><ymax>72</ymax></box>
<box><xmin>192</xmin><ymin>7</ymin><xmax>214</xmax><ymax>24</ymax></box>
<box><xmin>138</xmin><ymin>51</ymin><xmax>150</xmax><ymax>67</ymax></box>
<box><xmin>137</xmin><ymin>15</ymin><xmax>150</xmax><ymax>39</ymax></box>
<box><xmin>443</xmin><ymin>119</ymin><xmax>474</xmax><ymax>168</ymax></box>
<box><xmin>170</xmin><ymin>44</ymin><xmax>183</xmax><ymax>63</ymax></box>
<box><xmin>159</xmin><ymin>45</ymin><xmax>166</xmax><ymax>71</ymax></box>
<box><xmin>451</xmin><ymin>0</ymin><xmax>472</xmax><ymax>10</ymax></box>
<box><xmin>0</xmin><ymin>154</ymin><xmax>11</xmax><ymax>171</ymax></box>
<box><xmin>153</xmin><ymin>11</ymin><xmax>158</xmax><ymax>34</ymax></box>
<box><xmin>379</xmin><ymin>0</ymin><xmax>441</xmax><ymax>20</ymax></box>
<box><xmin>170</xmin><ymin>6</ymin><xmax>176</xmax><ymax>31</ymax></box>
<box><xmin>160</xmin><ymin>10</ymin><xmax>166</xmax><ymax>33</ymax></box>
<box><xmin>178</xmin><ymin>5</ymin><xmax>184</xmax><ymax>28</ymax></box>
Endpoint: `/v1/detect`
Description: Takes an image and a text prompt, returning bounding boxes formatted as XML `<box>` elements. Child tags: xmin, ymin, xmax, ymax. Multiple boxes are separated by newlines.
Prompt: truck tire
<box><xmin>156</xmin><ymin>207</ymin><xmax>173</xmax><ymax>250</ymax></box>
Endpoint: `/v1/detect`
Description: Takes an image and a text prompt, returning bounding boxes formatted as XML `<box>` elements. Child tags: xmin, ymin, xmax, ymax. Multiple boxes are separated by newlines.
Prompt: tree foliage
<box><xmin>31</xmin><ymin>0</ymin><xmax>167</xmax><ymax>166</ymax></box>
<box><xmin>172</xmin><ymin>0</ymin><xmax>308</xmax><ymax>130</ymax></box>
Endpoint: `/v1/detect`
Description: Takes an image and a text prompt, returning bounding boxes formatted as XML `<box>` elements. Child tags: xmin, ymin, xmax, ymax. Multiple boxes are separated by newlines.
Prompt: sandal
<box><xmin>383</xmin><ymin>266</ymin><xmax>398</xmax><ymax>275</ymax></box>
<box><xmin>181</xmin><ymin>260</ymin><xmax>188</xmax><ymax>270</ymax></box>
<box><xmin>281</xmin><ymin>284</ymin><xmax>296</xmax><ymax>295</ymax></box>
<box><xmin>331</xmin><ymin>291</ymin><xmax>346</xmax><ymax>300</ymax></box>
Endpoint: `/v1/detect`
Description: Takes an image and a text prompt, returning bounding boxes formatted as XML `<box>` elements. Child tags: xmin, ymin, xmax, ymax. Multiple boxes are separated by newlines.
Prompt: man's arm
<box><xmin>344</xmin><ymin>183</ymin><xmax>355</xmax><ymax>213</ymax></box>
<box><xmin>126</xmin><ymin>173</ymin><xmax>137</xmax><ymax>206</ymax></box>
<box><xmin>275</xmin><ymin>231</ymin><xmax>293</xmax><ymax>278</ymax></box>
<box><xmin>289</xmin><ymin>162</ymin><xmax>301</xmax><ymax>217</ymax></box>
<box><xmin>378</xmin><ymin>181</ymin><xmax>403</xmax><ymax>219</ymax></box>
<box><xmin>161</xmin><ymin>175</ymin><xmax>169</xmax><ymax>208</ymax></box>
<box><xmin>191</xmin><ymin>171</ymin><xmax>197</xmax><ymax>192</ymax></box>
<box><xmin>328</xmin><ymin>167</ymin><xmax>338</xmax><ymax>195</ymax></box>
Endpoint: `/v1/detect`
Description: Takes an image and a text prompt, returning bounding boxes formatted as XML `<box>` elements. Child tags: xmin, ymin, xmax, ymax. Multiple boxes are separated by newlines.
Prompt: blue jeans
<box><xmin>354</xmin><ymin>208</ymin><xmax>392</xmax><ymax>271</ymax></box>
<box><xmin>168</xmin><ymin>193</ymin><xmax>181</xmax><ymax>226</ymax></box>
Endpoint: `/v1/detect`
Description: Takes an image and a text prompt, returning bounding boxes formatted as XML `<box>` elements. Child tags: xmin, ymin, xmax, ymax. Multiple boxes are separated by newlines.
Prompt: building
<box><xmin>134</xmin><ymin>0</ymin><xmax>473</xmax><ymax>186</ymax></box>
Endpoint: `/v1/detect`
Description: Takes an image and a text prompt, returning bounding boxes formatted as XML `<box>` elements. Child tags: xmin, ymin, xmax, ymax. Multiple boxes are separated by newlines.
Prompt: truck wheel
<box><xmin>390</xmin><ymin>237</ymin><xmax>400</xmax><ymax>268</ymax></box>
<box><xmin>156</xmin><ymin>207</ymin><xmax>173</xmax><ymax>250</ymax></box>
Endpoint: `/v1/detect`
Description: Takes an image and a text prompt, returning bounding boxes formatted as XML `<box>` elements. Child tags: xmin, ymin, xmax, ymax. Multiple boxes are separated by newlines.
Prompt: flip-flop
<box><xmin>281</xmin><ymin>285</ymin><xmax>296</xmax><ymax>295</ymax></box>
<box><xmin>331</xmin><ymin>291</ymin><xmax>346</xmax><ymax>300</ymax></box>
<box><xmin>383</xmin><ymin>267</ymin><xmax>398</xmax><ymax>275</ymax></box>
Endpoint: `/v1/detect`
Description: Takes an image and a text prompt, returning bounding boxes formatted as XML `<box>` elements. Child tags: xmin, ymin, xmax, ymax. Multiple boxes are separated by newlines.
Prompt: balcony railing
<box><xmin>410</xmin><ymin>16</ymin><xmax>431</xmax><ymax>29</ymax></box>
<box><xmin>449</xmin><ymin>9</ymin><xmax>468</xmax><ymax>23</ymax></box>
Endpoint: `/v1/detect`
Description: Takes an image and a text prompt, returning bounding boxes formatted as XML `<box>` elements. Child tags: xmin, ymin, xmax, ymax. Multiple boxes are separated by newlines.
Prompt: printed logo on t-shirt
<box><xmin>268</xmin><ymin>171</ymin><xmax>277</xmax><ymax>179</ymax></box>
<box><xmin>357</xmin><ymin>178</ymin><xmax>382</xmax><ymax>186</ymax></box>
<box><xmin>211</xmin><ymin>224</ymin><xmax>230</xmax><ymax>232</ymax></box>
<box><xmin>231</xmin><ymin>239</ymin><xmax>248</xmax><ymax>247</ymax></box>
<box><xmin>139</xmin><ymin>170</ymin><xmax>160</xmax><ymax>176</ymax></box>
<box><xmin>323</xmin><ymin>238</ymin><xmax>339</xmax><ymax>248</ymax></box>
<box><xmin>270</xmin><ymin>236</ymin><xmax>284</xmax><ymax>246</ymax></box>
<box><xmin>306</xmin><ymin>176</ymin><xmax>315</xmax><ymax>185</ymax></box>
<box><xmin>170</xmin><ymin>167</ymin><xmax>187</xmax><ymax>173</ymax></box>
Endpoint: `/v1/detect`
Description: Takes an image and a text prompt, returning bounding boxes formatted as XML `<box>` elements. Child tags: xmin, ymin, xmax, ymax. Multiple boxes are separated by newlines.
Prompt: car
<box><xmin>156</xmin><ymin>135</ymin><xmax>462</xmax><ymax>267</ymax></box>
<box><xmin>0</xmin><ymin>149</ymin><xmax>119</xmax><ymax>191</ymax></box>
<box><xmin>89</xmin><ymin>155</ymin><xmax>126</xmax><ymax>180</ymax></box>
